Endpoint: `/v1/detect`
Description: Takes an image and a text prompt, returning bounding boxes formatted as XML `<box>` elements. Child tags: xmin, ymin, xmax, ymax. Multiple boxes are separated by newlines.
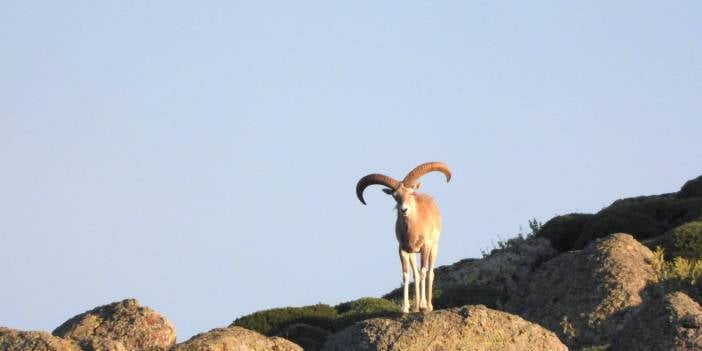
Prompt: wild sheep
<box><xmin>356</xmin><ymin>162</ymin><xmax>451</xmax><ymax>313</ymax></box>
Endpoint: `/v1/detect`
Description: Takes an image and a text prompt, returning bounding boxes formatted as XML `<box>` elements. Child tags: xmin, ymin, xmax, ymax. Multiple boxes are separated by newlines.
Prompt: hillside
<box><xmin>3</xmin><ymin>175</ymin><xmax>702</xmax><ymax>350</ymax></box>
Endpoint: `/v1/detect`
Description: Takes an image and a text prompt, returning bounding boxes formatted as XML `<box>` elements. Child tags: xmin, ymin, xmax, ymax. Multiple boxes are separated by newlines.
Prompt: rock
<box><xmin>53</xmin><ymin>298</ymin><xmax>176</xmax><ymax>351</ymax></box>
<box><xmin>611</xmin><ymin>292</ymin><xmax>702</xmax><ymax>351</ymax></box>
<box><xmin>172</xmin><ymin>326</ymin><xmax>302</xmax><ymax>351</ymax></box>
<box><xmin>507</xmin><ymin>233</ymin><xmax>657</xmax><ymax>348</ymax></box>
<box><xmin>321</xmin><ymin>305</ymin><xmax>568</xmax><ymax>351</ymax></box>
<box><xmin>0</xmin><ymin>327</ymin><xmax>80</xmax><ymax>351</ymax></box>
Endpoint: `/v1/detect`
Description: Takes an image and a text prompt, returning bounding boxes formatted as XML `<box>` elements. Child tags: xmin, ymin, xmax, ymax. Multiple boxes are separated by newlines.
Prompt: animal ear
<box><xmin>413</xmin><ymin>182</ymin><xmax>422</xmax><ymax>190</ymax></box>
<box><xmin>382</xmin><ymin>188</ymin><xmax>394</xmax><ymax>195</ymax></box>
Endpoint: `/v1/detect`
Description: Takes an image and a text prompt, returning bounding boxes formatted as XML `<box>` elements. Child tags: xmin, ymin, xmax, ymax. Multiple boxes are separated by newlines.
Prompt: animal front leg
<box><xmin>409</xmin><ymin>252</ymin><xmax>420</xmax><ymax>312</ymax></box>
<box><xmin>399</xmin><ymin>249</ymin><xmax>411</xmax><ymax>313</ymax></box>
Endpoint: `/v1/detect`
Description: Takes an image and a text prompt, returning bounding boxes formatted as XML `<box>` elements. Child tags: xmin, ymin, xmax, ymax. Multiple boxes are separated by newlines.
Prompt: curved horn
<box><xmin>356</xmin><ymin>174</ymin><xmax>400</xmax><ymax>205</ymax></box>
<box><xmin>402</xmin><ymin>162</ymin><xmax>452</xmax><ymax>186</ymax></box>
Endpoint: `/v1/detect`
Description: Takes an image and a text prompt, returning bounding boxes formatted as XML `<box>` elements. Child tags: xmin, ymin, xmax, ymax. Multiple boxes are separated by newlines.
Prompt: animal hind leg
<box><xmin>426</xmin><ymin>242</ymin><xmax>439</xmax><ymax>312</ymax></box>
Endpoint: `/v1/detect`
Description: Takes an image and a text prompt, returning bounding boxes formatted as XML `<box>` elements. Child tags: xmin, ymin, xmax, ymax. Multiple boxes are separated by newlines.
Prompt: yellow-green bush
<box><xmin>651</xmin><ymin>246</ymin><xmax>702</xmax><ymax>292</ymax></box>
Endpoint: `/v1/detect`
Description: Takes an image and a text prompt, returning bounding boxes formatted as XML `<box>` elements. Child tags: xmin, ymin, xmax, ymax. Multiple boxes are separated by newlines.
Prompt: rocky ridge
<box><xmin>5</xmin><ymin>174</ymin><xmax>702</xmax><ymax>350</ymax></box>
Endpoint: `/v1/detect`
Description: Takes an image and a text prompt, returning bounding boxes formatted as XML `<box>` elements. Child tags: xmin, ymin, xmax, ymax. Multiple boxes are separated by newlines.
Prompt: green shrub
<box><xmin>231</xmin><ymin>298</ymin><xmax>400</xmax><ymax>348</ymax></box>
<box><xmin>433</xmin><ymin>284</ymin><xmax>508</xmax><ymax>310</ymax></box>
<box><xmin>574</xmin><ymin>208</ymin><xmax>658</xmax><ymax>249</ymax></box>
<box><xmin>230</xmin><ymin>304</ymin><xmax>337</xmax><ymax>335</ymax></box>
<box><xmin>276</xmin><ymin>323</ymin><xmax>331</xmax><ymax>351</ymax></box>
<box><xmin>333</xmin><ymin>297</ymin><xmax>400</xmax><ymax>330</ymax></box>
<box><xmin>671</xmin><ymin>221</ymin><xmax>702</xmax><ymax>260</ymax></box>
<box><xmin>537</xmin><ymin>213</ymin><xmax>594</xmax><ymax>252</ymax></box>
<box><xmin>679</xmin><ymin>175</ymin><xmax>702</xmax><ymax>199</ymax></box>
<box><xmin>574</xmin><ymin>196</ymin><xmax>702</xmax><ymax>249</ymax></box>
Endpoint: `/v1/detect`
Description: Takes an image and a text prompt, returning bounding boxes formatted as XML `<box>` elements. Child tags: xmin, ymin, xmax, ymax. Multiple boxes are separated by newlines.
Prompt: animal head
<box><xmin>382</xmin><ymin>182</ymin><xmax>422</xmax><ymax>217</ymax></box>
<box><xmin>356</xmin><ymin>162</ymin><xmax>451</xmax><ymax>215</ymax></box>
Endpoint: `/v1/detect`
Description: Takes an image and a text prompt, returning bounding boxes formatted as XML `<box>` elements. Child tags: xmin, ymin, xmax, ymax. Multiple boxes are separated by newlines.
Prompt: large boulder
<box><xmin>611</xmin><ymin>292</ymin><xmax>702</xmax><ymax>351</ymax></box>
<box><xmin>53</xmin><ymin>298</ymin><xmax>176</xmax><ymax>351</ymax></box>
<box><xmin>321</xmin><ymin>305</ymin><xmax>567</xmax><ymax>351</ymax></box>
<box><xmin>0</xmin><ymin>327</ymin><xmax>80</xmax><ymax>351</ymax></box>
<box><xmin>507</xmin><ymin>233</ymin><xmax>657</xmax><ymax>348</ymax></box>
<box><xmin>172</xmin><ymin>326</ymin><xmax>302</xmax><ymax>351</ymax></box>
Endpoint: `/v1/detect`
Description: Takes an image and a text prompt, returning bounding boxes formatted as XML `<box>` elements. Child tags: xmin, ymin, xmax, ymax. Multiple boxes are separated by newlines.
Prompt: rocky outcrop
<box><xmin>435</xmin><ymin>236</ymin><xmax>558</xmax><ymax>294</ymax></box>
<box><xmin>172</xmin><ymin>326</ymin><xmax>302</xmax><ymax>351</ymax></box>
<box><xmin>507</xmin><ymin>233</ymin><xmax>657</xmax><ymax>348</ymax></box>
<box><xmin>0</xmin><ymin>327</ymin><xmax>80</xmax><ymax>351</ymax></box>
<box><xmin>611</xmin><ymin>292</ymin><xmax>702</xmax><ymax>351</ymax></box>
<box><xmin>53</xmin><ymin>298</ymin><xmax>176</xmax><ymax>351</ymax></box>
<box><xmin>321</xmin><ymin>305</ymin><xmax>567</xmax><ymax>351</ymax></box>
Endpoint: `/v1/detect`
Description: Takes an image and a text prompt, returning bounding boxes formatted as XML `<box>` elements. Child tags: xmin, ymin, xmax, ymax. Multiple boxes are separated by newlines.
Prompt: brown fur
<box><xmin>395</xmin><ymin>193</ymin><xmax>441</xmax><ymax>253</ymax></box>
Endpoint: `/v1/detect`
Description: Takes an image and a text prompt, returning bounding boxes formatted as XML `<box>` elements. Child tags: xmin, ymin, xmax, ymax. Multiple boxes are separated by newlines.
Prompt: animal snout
<box><xmin>401</xmin><ymin>207</ymin><xmax>408</xmax><ymax>214</ymax></box>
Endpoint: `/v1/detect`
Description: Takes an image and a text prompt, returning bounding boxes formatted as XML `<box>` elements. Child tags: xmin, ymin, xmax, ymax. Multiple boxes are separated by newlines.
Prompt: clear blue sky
<box><xmin>2</xmin><ymin>1</ymin><xmax>700</xmax><ymax>341</ymax></box>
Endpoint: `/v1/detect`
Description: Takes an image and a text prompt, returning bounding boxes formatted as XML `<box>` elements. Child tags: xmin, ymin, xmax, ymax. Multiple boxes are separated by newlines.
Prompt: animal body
<box><xmin>356</xmin><ymin>162</ymin><xmax>451</xmax><ymax>313</ymax></box>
